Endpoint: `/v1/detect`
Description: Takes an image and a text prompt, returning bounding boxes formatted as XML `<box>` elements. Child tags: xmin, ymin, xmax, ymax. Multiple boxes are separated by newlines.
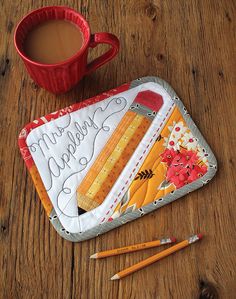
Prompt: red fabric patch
<box><xmin>134</xmin><ymin>90</ymin><xmax>163</xmax><ymax>112</ymax></box>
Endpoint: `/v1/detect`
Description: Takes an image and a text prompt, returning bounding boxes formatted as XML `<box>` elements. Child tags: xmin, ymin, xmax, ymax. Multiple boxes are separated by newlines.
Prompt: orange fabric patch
<box><xmin>93</xmin><ymin>117</ymin><xmax>151</xmax><ymax>205</ymax></box>
<box><xmin>30</xmin><ymin>165</ymin><xmax>53</xmax><ymax>216</ymax></box>
<box><xmin>77</xmin><ymin>110</ymin><xmax>136</xmax><ymax>195</ymax></box>
<box><xmin>113</xmin><ymin>106</ymin><xmax>184</xmax><ymax>215</ymax></box>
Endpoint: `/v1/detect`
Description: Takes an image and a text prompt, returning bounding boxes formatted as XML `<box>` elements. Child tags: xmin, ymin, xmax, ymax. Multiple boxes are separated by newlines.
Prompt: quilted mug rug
<box><xmin>18</xmin><ymin>76</ymin><xmax>217</xmax><ymax>241</ymax></box>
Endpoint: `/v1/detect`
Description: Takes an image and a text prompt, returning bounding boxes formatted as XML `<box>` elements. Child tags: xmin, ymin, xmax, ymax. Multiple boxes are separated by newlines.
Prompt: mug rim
<box><xmin>14</xmin><ymin>6</ymin><xmax>91</xmax><ymax>68</ymax></box>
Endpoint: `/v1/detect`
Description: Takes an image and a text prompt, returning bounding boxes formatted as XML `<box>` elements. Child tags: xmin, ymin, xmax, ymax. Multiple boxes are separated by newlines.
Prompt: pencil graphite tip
<box><xmin>110</xmin><ymin>274</ymin><xmax>120</xmax><ymax>281</ymax></box>
<box><xmin>90</xmin><ymin>253</ymin><xmax>98</xmax><ymax>259</ymax></box>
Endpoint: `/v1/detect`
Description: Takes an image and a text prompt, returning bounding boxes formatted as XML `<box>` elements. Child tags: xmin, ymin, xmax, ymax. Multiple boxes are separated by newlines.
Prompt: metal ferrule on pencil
<box><xmin>188</xmin><ymin>234</ymin><xmax>202</xmax><ymax>244</ymax></box>
<box><xmin>160</xmin><ymin>237</ymin><xmax>174</xmax><ymax>245</ymax></box>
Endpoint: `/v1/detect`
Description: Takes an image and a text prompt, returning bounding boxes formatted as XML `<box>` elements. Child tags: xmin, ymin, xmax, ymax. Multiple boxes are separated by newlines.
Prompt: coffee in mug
<box><xmin>24</xmin><ymin>19</ymin><xmax>84</xmax><ymax>64</ymax></box>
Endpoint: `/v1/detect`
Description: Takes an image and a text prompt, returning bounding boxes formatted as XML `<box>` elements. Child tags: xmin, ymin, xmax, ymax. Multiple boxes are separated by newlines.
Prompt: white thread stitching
<box><xmin>100</xmin><ymin>103</ymin><xmax>175</xmax><ymax>223</ymax></box>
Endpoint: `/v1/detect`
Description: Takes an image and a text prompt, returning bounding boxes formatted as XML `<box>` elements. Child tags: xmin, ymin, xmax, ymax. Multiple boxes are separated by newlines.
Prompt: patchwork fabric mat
<box><xmin>18</xmin><ymin>76</ymin><xmax>217</xmax><ymax>241</ymax></box>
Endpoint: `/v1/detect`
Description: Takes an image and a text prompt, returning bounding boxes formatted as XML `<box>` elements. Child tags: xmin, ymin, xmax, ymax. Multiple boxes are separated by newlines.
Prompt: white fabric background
<box><xmin>26</xmin><ymin>82</ymin><xmax>174</xmax><ymax>233</ymax></box>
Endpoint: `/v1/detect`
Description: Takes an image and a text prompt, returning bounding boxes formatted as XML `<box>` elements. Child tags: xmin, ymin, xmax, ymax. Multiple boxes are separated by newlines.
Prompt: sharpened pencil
<box><xmin>110</xmin><ymin>234</ymin><xmax>203</xmax><ymax>280</ymax></box>
<box><xmin>90</xmin><ymin>237</ymin><xmax>176</xmax><ymax>259</ymax></box>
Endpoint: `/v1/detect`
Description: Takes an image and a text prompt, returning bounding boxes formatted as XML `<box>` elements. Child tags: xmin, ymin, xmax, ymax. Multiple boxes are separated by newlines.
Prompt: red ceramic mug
<box><xmin>14</xmin><ymin>6</ymin><xmax>119</xmax><ymax>94</ymax></box>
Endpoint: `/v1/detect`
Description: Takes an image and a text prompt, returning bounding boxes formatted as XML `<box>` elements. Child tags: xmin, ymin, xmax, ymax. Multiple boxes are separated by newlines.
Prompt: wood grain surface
<box><xmin>0</xmin><ymin>1</ymin><xmax>235</xmax><ymax>298</ymax></box>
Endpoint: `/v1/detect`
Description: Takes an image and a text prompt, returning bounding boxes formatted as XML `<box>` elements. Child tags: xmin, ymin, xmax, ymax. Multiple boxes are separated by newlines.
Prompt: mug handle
<box><xmin>85</xmin><ymin>33</ymin><xmax>119</xmax><ymax>75</ymax></box>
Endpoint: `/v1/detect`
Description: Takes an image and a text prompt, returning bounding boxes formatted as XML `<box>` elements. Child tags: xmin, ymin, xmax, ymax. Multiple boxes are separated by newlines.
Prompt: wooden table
<box><xmin>0</xmin><ymin>1</ymin><xmax>235</xmax><ymax>298</ymax></box>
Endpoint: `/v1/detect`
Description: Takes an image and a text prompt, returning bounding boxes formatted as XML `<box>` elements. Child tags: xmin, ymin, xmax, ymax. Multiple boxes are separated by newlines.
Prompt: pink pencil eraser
<box><xmin>134</xmin><ymin>90</ymin><xmax>163</xmax><ymax>112</ymax></box>
<box><xmin>197</xmin><ymin>233</ymin><xmax>203</xmax><ymax>240</ymax></box>
<box><xmin>170</xmin><ymin>237</ymin><xmax>177</xmax><ymax>243</ymax></box>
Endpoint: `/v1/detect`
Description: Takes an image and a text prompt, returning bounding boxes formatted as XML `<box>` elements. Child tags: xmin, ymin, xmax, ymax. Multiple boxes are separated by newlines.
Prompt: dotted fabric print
<box><xmin>110</xmin><ymin>105</ymin><xmax>209</xmax><ymax>220</ymax></box>
<box><xmin>77</xmin><ymin>90</ymin><xmax>164</xmax><ymax>212</ymax></box>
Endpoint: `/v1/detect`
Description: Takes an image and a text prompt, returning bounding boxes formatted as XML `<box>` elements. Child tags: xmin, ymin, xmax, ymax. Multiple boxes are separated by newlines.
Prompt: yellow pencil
<box><xmin>90</xmin><ymin>237</ymin><xmax>176</xmax><ymax>259</ymax></box>
<box><xmin>110</xmin><ymin>234</ymin><xmax>203</xmax><ymax>280</ymax></box>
